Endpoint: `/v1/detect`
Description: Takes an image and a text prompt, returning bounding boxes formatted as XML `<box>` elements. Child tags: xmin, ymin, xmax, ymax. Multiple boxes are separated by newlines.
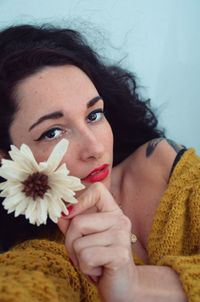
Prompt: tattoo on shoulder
<box><xmin>146</xmin><ymin>138</ymin><xmax>164</xmax><ymax>157</ymax></box>
<box><xmin>146</xmin><ymin>138</ymin><xmax>185</xmax><ymax>157</ymax></box>
<box><xmin>166</xmin><ymin>139</ymin><xmax>185</xmax><ymax>153</ymax></box>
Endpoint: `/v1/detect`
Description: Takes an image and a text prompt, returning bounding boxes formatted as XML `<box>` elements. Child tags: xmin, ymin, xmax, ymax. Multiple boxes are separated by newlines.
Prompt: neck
<box><xmin>110</xmin><ymin>163</ymin><xmax>125</xmax><ymax>207</ymax></box>
<box><xmin>110</xmin><ymin>162</ymin><xmax>149</xmax><ymax>262</ymax></box>
<box><xmin>111</xmin><ymin>160</ymin><xmax>142</xmax><ymax>237</ymax></box>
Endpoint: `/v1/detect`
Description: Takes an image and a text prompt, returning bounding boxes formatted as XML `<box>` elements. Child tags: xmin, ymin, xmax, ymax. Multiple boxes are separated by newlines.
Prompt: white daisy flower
<box><xmin>0</xmin><ymin>139</ymin><xmax>84</xmax><ymax>226</ymax></box>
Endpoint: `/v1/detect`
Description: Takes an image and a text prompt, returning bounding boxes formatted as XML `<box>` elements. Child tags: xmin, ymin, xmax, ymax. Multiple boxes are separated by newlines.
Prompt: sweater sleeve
<box><xmin>0</xmin><ymin>239</ymin><xmax>100</xmax><ymax>302</ymax></box>
<box><xmin>158</xmin><ymin>254</ymin><xmax>200</xmax><ymax>302</ymax></box>
<box><xmin>148</xmin><ymin>149</ymin><xmax>200</xmax><ymax>302</ymax></box>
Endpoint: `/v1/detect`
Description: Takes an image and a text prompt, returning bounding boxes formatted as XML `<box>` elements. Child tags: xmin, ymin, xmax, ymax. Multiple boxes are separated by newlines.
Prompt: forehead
<box><xmin>14</xmin><ymin>65</ymin><xmax>98</xmax><ymax>114</ymax></box>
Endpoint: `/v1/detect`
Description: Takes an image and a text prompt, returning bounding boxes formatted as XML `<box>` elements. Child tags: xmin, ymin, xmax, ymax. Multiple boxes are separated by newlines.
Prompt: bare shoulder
<box><xmin>146</xmin><ymin>138</ymin><xmax>185</xmax><ymax>158</ymax></box>
<box><xmin>126</xmin><ymin>138</ymin><xmax>185</xmax><ymax>183</ymax></box>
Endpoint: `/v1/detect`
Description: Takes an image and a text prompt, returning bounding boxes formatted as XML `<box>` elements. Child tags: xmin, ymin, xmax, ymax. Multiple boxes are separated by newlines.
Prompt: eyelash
<box><xmin>87</xmin><ymin>108</ymin><xmax>104</xmax><ymax>123</ymax></box>
<box><xmin>35</xmin><ymin>108</ymin><xmax>105</xmax><ymax>142</ymax></box>
<box><xmin>34</xmin><ymin>128</ymin><xmax>66</xmax><ymax>142</ymax></box>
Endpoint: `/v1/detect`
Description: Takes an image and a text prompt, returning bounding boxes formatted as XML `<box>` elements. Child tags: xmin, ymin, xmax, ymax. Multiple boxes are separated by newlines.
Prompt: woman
<box><xmin>0</xmin><ymin>24</ymin><xmax>199</xmax><ymax>301</ymax></box>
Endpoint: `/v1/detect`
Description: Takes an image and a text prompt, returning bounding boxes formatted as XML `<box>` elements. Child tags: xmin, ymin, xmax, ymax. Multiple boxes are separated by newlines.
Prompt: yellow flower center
<box><xmin>22</xmin><ymin>172</ymin><xmax>50</xmax><ymax>200</ymax></box>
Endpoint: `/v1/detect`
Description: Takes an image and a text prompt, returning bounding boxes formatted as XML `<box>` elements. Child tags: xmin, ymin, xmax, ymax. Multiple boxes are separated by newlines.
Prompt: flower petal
<box><xmin>9</xmin><ymin>145</ymin><xmax>39</xmax><ymax>171</ymax></box>
<box><xmin>0</xmin><ymin>138</ymin><xmax>84</xmax><ymax>226</ymax></box>
<box><xmin>56</xmin><ymin>190</ymin><xmax>78</xmax><ymax>204</ymax></box>
<box><xmin>50</xmin><ymin>174</ymin><xmax>84</xmax><ymax>191</ymax></box>
<box><xmin>14</xmin><ymin>199</ymin><xmax>28</xmax><ymax>217</ymax></box>
<box><xmin>25</xmin><ymin>200</ymin><xmax>37</xmax><ymax>220</ymax></box>
<box><xmin>53</xmin><ymin>163</ymin><xmax>69</xmax><ymax>176</ymax></box>
<box><xmin>1</xmin><ymin>158</ymin><xmax>32</xmax><ymax>174</ymax></box>
<box><xmin>41</xmin><ymin>139</ymin><xmax>69</xmax><ymax>173</ymax></box>
<box><xmin>7</xmin><ymin>184</ymin><xmax>24</xmax><ymax>196</ymax></box>
<box><xmin>56</xmin><ymin>198</ymin><xmax>68</xmax><ymax>215</ymax></box>
<box><xmin>0</xmin><ymin>182</ymin><xmax>24</xmax><ymax>197</ymax></box>
<box><xmin>8</xmin><ymin>145</ymin><xmax>23</xmax><ymax>162</ymax></box>
<box><xmin>20</xmin><ymin>144</ymin><xmax>39</xmax><ymax>170</ymax></box>
<box><xmin>46</xmin><ymin>184</ymin><xmax>78</xmax><ymax>204</ymax></box>
<box><xmin>2</xmin><ymin>191</ymin><xmax>24</xmax><ymax>209</ymax></box>
<box><xmin>0</xmin><ymin>181</ymin><xmax>9</xmax><ymax>191</ymax></box>
<box><xmin>38</xmin><ymin>199</ymin><xmax>48</xmax><ymax>225</ymax></box>
<box><xmin>0</xmin><ymin>166</ymin><xmax>27</xmax><ymax>181</ymax></box>
<box><xmin>47</xmin><ymin>195</ymin><xmax>63</xmax><ymax>223</ymax></box>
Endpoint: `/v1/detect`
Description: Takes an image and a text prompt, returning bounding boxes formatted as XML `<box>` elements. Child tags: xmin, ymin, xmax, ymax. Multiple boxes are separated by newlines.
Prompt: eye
<box><xmin>35</xmin><ymin>127</ymin><xmax>65</xmax><ymax>141</ymax></box>
<box><xmin>87</xmin><ymin>109</ymin><xmax>104</xmax><ymax>123</ymax></box>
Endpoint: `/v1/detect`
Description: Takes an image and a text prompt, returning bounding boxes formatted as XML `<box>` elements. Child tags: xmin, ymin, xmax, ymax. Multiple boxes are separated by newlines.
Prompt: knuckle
<box><xmin>71</xmin><ymin>216</ymin><xmax>83</xmax><ymax>232</ymax></box>
<box><xmin>113</xmin><ymin>228</ymin><xmax>128</xmax><ymax>242</ymax></box>
<box><xmin>78</xmin><ymin>249</ymin><xmax>94</xmax><ymax>271</ymax></box>
<box><xmin>73</xmin><ymin>239</ymin><xmax>81</xmax><ymax>254</ymax></box>
<box><xmin>119</xmin><ymin>215</ymin><xmax>132</xmax><ymax>231</ymax></box>
<box><xmin>78</xmin><ymin>261</ymin><xmax>89</xmax><ymax>275</ymax></box>
<box><xmin>112</xmin><ymin>248</ymin><xmax>130</xmax><ymax>270</ymax></box>
<box><xmin>91</xmin><ymin>182</ymin><xmax>103</xmax><ymax>192</ymax></box>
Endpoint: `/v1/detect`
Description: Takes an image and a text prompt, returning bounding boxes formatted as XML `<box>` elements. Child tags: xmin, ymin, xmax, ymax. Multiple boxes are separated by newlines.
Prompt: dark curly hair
<box><xmin>0</xmin><ymin>24</ymin><xmax>164</xmax><ymax>250</ymax></box>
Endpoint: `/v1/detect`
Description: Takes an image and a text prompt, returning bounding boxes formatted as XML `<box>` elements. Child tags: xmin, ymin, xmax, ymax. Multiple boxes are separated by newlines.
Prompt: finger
<box><xmin>65</xmin><ymin>212</ymin><xmax>124</xmax><ymax>259</ymax></box>
<box><xmin>65</xmin><ymin>211</ymin><xmax>117</xmax><ymax>265</ymax></box>
<box><xmin>68</xmin><ymin>211</ymin><xmax>121</xmax><ymax>237</ymax></box>
<box><xmin>65</xmin><ymin>212</ymin><xmax>131</xmax><ymax>268</ymax></box>
<box><xmin>77</xmin><ymin>245</ymin><xmax>132</xmax><ymax>276</ymax></box>
<box><xmin>80</xmin><ymin>262</ymin><xmax>102</xmax><ymax>278</ymax></box>
<box><xmin>67</xmin><ymin>182</ymin><xmax>121</xmax><ymax>218</ymax></box>
<box><xmin>87</xmin><ymin>275</ymin><xmax>99</xmax><ymax>284</ymax></box>
<box><xmin>57</xmin><ymin>201</ymin><xmax>97</xmax><ymax>235</ymax></box>
<box><xmin>73</xmin><ymin>228</ymin><xmax>131</xmax><ymax>256</ymax></box>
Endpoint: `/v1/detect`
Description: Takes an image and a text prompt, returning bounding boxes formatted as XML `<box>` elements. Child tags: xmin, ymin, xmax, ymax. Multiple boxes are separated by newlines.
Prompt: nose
<box><xmin>77</xmin><ymin>128</ymin><xmax>105</xmax><ymax>162</ymax></box>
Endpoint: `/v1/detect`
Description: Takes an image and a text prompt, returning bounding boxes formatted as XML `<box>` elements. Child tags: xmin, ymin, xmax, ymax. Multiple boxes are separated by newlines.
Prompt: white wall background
<box><xmin>0</xmin><ymin>0</ymin><xmax>199</xmax><ymax>152</ymax></box>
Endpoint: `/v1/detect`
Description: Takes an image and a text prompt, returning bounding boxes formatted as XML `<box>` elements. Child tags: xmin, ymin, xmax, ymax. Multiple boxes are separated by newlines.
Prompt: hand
<box><xmin>58</xmin><ymin>182</ymin><xmax>138</xmax><ymax>302</ymax></box>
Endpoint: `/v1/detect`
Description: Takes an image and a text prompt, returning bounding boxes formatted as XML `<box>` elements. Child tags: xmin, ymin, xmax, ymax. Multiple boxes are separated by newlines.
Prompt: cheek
<box><xmin>104</xmin><ymin>123</ymin><xmax>114</xmax><ymax>151</ymax></box>
<box><xmin>29</xmin><ymin>144</ymin><xmax>55</xmax><ymax>163</ymax></box>
<box><xmin>31</xmin><ymin>145</ymin><xmax>78</xmax><ymax>177</ymax></box>
<box><xmin>60</xmin><ymin>146</ymin><xmax>77</xmax><ymax>174</ymax></box>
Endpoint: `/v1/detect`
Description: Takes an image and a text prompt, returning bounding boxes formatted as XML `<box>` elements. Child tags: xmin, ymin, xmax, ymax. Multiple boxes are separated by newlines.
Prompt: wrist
<box><xmin>133</xmin><ymin>265</ymin><xmax>187</xmax><ymax>302</ymax></box>
<box><xmin>99</xmin><ymin>261</ymin><xmax>139</xmax><ymax>302</ymax></box>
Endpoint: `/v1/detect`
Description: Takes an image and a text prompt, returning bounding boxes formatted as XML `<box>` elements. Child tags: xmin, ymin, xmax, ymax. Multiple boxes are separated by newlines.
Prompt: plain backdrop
<box><xmin>0</xmin><ymin>0</ymin><xmax>199</xmax><ymax>152</ymax></box>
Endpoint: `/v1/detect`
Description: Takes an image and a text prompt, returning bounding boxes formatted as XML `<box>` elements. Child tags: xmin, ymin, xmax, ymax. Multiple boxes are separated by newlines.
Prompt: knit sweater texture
<box><xmin>0</xmin><ymin>148</ymin><xmax>199</xmax><ymax>301</ymax></box>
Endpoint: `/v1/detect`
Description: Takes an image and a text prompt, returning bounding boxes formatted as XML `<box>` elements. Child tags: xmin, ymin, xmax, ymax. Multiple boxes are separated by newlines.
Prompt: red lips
<box><xmin>81</xmin><ymin>164</ymin><xmax>109</xmax><ymax>183</ymax></box>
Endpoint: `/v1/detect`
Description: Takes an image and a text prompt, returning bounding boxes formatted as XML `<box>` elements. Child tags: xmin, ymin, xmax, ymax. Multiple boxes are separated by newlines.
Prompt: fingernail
<box><xmin>87</xmin><ymin>275</ymin><xmax>99</xmax><ymax>284</ymax></box>
<box><xmin>61</xmin><ymin>211</ymin><xmax>68</xmax><ymax>218</ymax></box>
<box><xmin>67</xmin><ymin>204</ymin><xmax>75</xmax><ymax>214</ymax></box>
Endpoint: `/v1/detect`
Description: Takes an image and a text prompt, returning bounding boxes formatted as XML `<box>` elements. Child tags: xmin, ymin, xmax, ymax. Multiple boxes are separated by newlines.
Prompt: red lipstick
<box><xmin>82</xmin><ymin>164</ymin><xmax>109</xmax><ymax>183</ymax></box>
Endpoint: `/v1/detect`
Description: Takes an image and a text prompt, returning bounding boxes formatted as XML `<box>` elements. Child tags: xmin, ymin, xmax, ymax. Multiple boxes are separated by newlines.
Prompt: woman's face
<box><xmin>9</xmin><ymin>65</ymin><xmax>113</xmax><ymax>191</ymax></box>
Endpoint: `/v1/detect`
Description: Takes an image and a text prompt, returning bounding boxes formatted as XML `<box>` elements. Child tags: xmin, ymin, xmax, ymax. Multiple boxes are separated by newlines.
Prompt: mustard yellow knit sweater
<box><xmin>0</xmin><ymin>149</ymin><xmax>199</xmax><ymax>301</ymax></box>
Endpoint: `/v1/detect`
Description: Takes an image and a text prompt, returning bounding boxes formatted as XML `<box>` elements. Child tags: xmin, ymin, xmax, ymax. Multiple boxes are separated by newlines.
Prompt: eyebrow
<box><xmin>29</xmin><ymin>95</ymin><xmax>102</xmax><ymax>131</ymax></box>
